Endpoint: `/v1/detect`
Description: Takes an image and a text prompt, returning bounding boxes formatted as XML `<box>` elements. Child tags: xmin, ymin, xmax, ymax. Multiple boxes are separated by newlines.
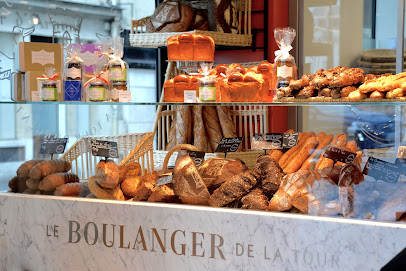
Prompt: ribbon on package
<box><xmin>274</xmin><ymin>45</ymin><xmax>293</xmax><ymax>62</ymax></box>
<box><xmin>66</xmin><ymin>52</ymin><xmax>84</xmax><ymax>64</ymax></box>
<box><xmin>84</xmin><ymin>71</ymin><xmax>109</xmax><ymax>88</ymax></box>
<box><xmin>36</xmin><ymin>74</ymin><xmax>59</xmax><ymax>81</ymax></box>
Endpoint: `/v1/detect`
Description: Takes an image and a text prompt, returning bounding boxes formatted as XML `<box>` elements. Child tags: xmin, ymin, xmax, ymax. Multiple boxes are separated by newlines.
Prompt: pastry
<box><xmin>28</xmin><ymin>159</ymin><xmax>71</xmax><ymax>180</ymax></box>
<box><xmin>173</xmin><ymin>155</ymin><xmax>210</xmax><ymax>205</ymax></box>
<box><xmin>8</xmin><ymin>176</ymin><xmax>18</xmax><ymax>192</ymax></box>
<box><xmin>39</xmin><ymin>173</ymin><xmax>79</xmax><ymax>192</ymax></box>
<box><xmin>26</xmin><ymin>178</ymin><xmax>40</xmax><ymax>190</ymax></box>
<box><xmin>340</xmin><ymin>86</ymin><xmax>356</xmax><ymax>97</ymax></box>
<box><xmin>209</xmin><ymin>170</ymin><xmax>259</xmax><ymax>207</ymax></box>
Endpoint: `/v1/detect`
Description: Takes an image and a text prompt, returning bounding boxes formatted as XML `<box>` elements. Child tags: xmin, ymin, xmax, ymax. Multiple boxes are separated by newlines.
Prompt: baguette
<box><xmin>29</xmin><ymin>159</ymin><xmax>71</xmax><ymax>180</ymax></box>
<box><xmin>175</xmin><ymin>105</ymin><xmax>192</xmax><ymax>145</ymax></box>
<box><xmin>300</xmin><ymin>134</ymin><xmax>333</xmax><ymax>170</ymax></box>
<box><xmin>39</xmin><ymin>173</ymin><xmax>79</xmax><ymax>191</ymax></box>
<box><xmin>336</xmin><ymin>141</ymin><xmax>358</xmax><ymax>167</ymax></box>
<box><xmin>216</xmin><ymin>106</ymin><xmax>237</xmax><ymax>138</ymax></box>
<box><xmin>203</xmin><ymin>106</ymin><xmax>223</xmax><ymax>151</ymax></box>
<box><xmin>192</xmin><ymin>106</ymin><xmax>209</xmax><ymax>152</ymax></box>
<box><xmin>166</xmin><ymin>114</ymin><xmax>177</xmax><ymax>150</ymax></box>
<box><xmin>283</xmin><ymin>136</ymin><xmax>319</xmax><ymax>174</ymax></box>
<box><xmin>280</xmin><ymin>132</ymin><xmax>316</xmax><ymax>168</ymax></box>
<box><xmin>315</xmin><ymin>134</ymin><xmax>347</xmax><ymax>170</ymax></box>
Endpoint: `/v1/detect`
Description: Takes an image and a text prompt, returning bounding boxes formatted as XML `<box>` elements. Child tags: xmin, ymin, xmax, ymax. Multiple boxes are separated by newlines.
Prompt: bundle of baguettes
<box><xmin>166</xmin><ymin>105</ymin><xmax>238</xmax><ymax>152</ymax></box>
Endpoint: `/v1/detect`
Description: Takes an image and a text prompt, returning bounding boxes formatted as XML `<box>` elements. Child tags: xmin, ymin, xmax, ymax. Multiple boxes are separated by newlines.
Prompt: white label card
<box><xmin>31</xmin><ymin>91</ymin><xmax>41</xmax><ymax>101</ymax></box>
<box><xmin>184</xmin><ymin>90</ymin><xmax>197</xmax><ymax>103</ymax></box>
<box><xmin>31</xmin><ymin>50</ymin><xmax>55</xmax><ymax>66</ymax></box>
<box><xmin>119</xmin><ymin>91</ymin><xmax>131</xmax><ymax>103</ymax></box>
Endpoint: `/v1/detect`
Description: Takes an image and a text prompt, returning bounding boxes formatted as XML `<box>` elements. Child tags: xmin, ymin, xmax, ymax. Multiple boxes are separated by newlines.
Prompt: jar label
<box><xmin>110</xmin><ymin>67</ymin><xmax>127</xmax><ymax>81</ymax></box>
<box><xmin>67</xmin><ymin>67</ymin><xmax>82</xmax><ymax>80</ymax></box>
<box><xmin>199</xmin><ymin>87</ymin><xmax>216</xmax><ymax>101</ymax></box>
<box><xmin>277</xmin><ymin>65</ymin><xmax>293</xmax><ymax>78</ymax></box>
<box><xmin>41</xmin><ymin>87</ymin><xmax>58</xmax><ymax>101</ymax></box>
<box><xmin>184</xmin><ymin>90</ymin><xmax>197</xmax><ymax>103</ymax></box>
<box><xmin>89</xmin><ymin>87</ymin><xmax>105</xmax><ymax>101</ymax></box>
<box><xmin>111</xmin><ymin>88</ymin><xmax>119</xmax><ymax>100</ymax></box>
<box><xmin>31</xmin><ymin>91</ymin><xmax>41</xmax><ymax>102</ymax></box>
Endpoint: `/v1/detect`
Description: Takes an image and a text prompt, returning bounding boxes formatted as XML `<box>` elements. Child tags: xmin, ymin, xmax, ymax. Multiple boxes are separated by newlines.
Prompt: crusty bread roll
<box><xmin>95</xmin><ymin>160</ymin><xmax>119</xmax><ymax>189</ymax></box>
<box><xmin>198</xmin><ymin>158</ymin><xmax>247</xmax><ymax>189</ymax></box>
<box><xmin>146</xmin><ymin>2</ymin><xmax>193</xmax><ymax>33</ymax></box>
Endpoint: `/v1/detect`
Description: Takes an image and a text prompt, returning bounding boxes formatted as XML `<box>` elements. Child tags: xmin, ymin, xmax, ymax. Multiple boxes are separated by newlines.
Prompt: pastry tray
<box><xmin>274</xmin><ymin>97</ymin><xmax>406</xmax><ymax>103</ymax></box>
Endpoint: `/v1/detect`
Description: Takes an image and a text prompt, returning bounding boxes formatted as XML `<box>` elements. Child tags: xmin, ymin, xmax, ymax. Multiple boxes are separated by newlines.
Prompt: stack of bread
<box><xmin>8</xmin><ymin>159</ymin><xmax>87</xmax><ymax>196</ymax></box>
<box><xmin>166</xmin><ymin>105</ymin><xmax>237</xmax><ymax>152</ymax></box>
<box><xmin>163</xmin><ymin>61</ymin><xmax>275</xmax><ymax>103</ymax></box>
<box><xmin>88</xmin><ymin>160</ymin><xmax>177</xmax><ymax>203</ymax></box>
<box><xmin>166</xmin><ymin>130</ymin><xmax>363</xmax><ymax>214</ymax></box>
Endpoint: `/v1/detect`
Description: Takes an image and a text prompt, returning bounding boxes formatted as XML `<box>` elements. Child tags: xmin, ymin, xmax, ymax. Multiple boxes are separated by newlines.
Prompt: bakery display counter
<box><xmin>0</xmin><ymin>192</ymin><xmax>405</xmax><ymax>271</ymax></box>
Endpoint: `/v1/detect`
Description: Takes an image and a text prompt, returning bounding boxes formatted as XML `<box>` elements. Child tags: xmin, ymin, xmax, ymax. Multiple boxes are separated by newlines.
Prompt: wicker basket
<box><xmin>60</xmin><ymin>132</ymin><xmax>154</xmax><ymax>180</ymax></box>
<box><xmin>130</xmin><ymin>0</ymin><xmax>252</xmax><ymax>48</ymax></box>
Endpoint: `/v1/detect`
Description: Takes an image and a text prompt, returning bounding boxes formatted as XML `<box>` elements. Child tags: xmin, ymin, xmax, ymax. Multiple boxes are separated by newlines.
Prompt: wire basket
<box><xmin>61</xmin><ymin>132</ymin><xmax>154</xmax><ymax>180</ymax></box>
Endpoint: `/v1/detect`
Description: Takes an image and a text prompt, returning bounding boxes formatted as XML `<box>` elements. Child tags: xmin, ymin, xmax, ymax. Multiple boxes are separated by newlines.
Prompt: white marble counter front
<box><xmin>0</xmin><ymin>192</ymin><xmax>405</xmax><ymax>271</ymax></box>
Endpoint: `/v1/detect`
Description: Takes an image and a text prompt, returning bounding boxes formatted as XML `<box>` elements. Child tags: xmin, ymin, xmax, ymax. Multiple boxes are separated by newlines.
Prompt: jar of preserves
<box><xmin>89</xmin><ymin>81</ymin><xmax>108</xmax><ymax>102</ymax></box>
<box><xmin>40</xmin><ymin>81</ymin><xmax>58</xmax><ymax>101</ymax></box>
<box><xmin>198</xmin><ymin>76</ymin><xmax>217</xmax><ymax>102</ymax></box>
<box><xmin>111</xmin><ymin>81</ymin><xmax>127</xmax><ymax>102</ymax></box>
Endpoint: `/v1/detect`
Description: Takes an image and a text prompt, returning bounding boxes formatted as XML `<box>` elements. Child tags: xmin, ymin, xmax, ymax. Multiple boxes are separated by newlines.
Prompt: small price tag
<box><xmin>91</xmin><ymin>140</ymin><xmax>119</xmax><ymax>158</ymax></box>
<box><xmin>283</xmin><ymin>133</ymin><xmax>299</xmax><ymax>149</ymax></box>
<box><xmin>323</xmin><ymin>146</ymin><xmax>356</xmax><ymax>164</ymax></box>
<box><xmin>251</xmin><ymin>133</ymin><xmax>283</xmax><ymax>150</ymax></box>
<box><xmin>188</xmin><ymin>151</ymin><xmax>205</xmax><ymax>167</ymax></box>
<box><xmin>155</xmin><ymin>175</ymin><xmax>174</xmax><ymax>187</ymax></box>
<box><xmin>40</xmin><ymin>137</ymin><xmax>68</xmax><ymax>154</ymax></box>
<box><xmin>31</xmin><ymin>91</ymin><xmax>41</xmax><ymax>101</ymax></box>
<box><xmin>119</xmin><ymin>91</ymin><xmax>131</xmax><ymax>103</ymax></box>
<box><xmin>363</xmin><ymin>157</ymin><xmax>400</xmax><ymax>183</ymax></box>
<box><xmin>215</xmin><ymin>137</ymin><xmax>244</xmax><ymax>153</ymax></box>
<box><xmin>184</xmin><ymin>90</ymin><xmax>197</xmax><ymax>103</ymax></box>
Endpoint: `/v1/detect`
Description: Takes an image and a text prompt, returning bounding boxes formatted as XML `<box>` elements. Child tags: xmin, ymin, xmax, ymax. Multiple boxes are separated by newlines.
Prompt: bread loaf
<box><xmin>121</xmin><ymin>176</ymin><xmax>142</xmax><ymax>197</ymax></box>
<box><xmin>282</xmin><ymin>136</ymin><xmax>319</xmax><ymax>174</ymax></box>
<box><xmin>255</xmin><ymin>155</ymin><xmax>283</xmax><ymax>197</ymax></box>
<box><xmin>241</xmin><ymin>188</ymin><xmax>269</xmax><ymax>211</ymax></box>
<box><xmin>88</xmin><ymin>176</ymin><xmax>124</xmax><ymax>200</ymax></box>
<box><xmin>148</xmin><ymin>184</ymin><xmax>177</xmax><ymax>203</ymax></box>
<box><xmin>39</xmin><ymin>173</ymin><xmax>79</xmax><ymax>191</ymax></box>
<box><xmin>198</xmin><ymin>158</ymin><xmax>247</xmax><ymax>189</ymax></box>
<box><xmin>173</xmin><ymin>155</ymin><xmax>210</xmax><ymax>205</ymax></box>
<box><xmin>166</xmin><ymin>115</ymin><xmax>177</xmax><ymax>150</ymax></box>
<box><xmin>8</xmin><ymin>176</ymin><xmax>18</xmax><ymax>192</ymax></box>
<box><xmin>95</xmin><ymin>160</ymin><xmax>119</xmax><ymax>189</ymax></box>
<box><xmin>192</xmin><ymin>106</ymin><xmax>209</xmax><ymax>152</ymax></box>
<box><xmin>54</xmin><ymin>182</ymin><xmax>90</xmax><ymax>198</ymax></box>
<box><xmin>203</xmin><ymin>106</ymin><xmax>223</xmax><ymax>151</ymax></box>
<box><xmin>26</xmin><ymin>178</ymin><xmax>40</xmax><ymax>190</ymax></box>
<box><xmin>29</xmin><ymin>159</ymin><xmax>71</xmax><ymax>180</ymax></box>
<box><xmin>146</xmin><ymin>1</ymin><xmax>193</xmax><ymax>33</ymax></box>
<box><xmin>209</xmin><ymin>170</ymin><xmax>259</xmax><ymax>207</ymax></box>
<box><xmin>17</xmin><ymin>159</ymin><xmax>45</xmax><ymax>178</ymax></box>
<box><xmin>119</xmin><ymin>162</ymin><xmax>142</xmax><ymax>183</ymax></box>
<box><xmin>133</xmin><ymin>182</ymin><xmax>156</xmax><ymax>201</ymax></box>
<box><xmin>176</xmin><ymin>106</ymin><xmax>192</xmax><ymax>145</ymax></box>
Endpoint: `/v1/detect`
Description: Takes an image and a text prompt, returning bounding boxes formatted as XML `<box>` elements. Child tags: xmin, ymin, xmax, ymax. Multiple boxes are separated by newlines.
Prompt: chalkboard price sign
<box><xmin>91</xmin><ymin>140</ymin><xmax>119</xmax><ymax>158</ymax></box>
<box><xmin>40</xmin><ymin>137</ymin><xmax>68</xmax><ymax>155</ymax></box>
<box><xmin>215</xmin><ymin>137</ymin><xmax>244</xmax><ymax>154</ymax></box>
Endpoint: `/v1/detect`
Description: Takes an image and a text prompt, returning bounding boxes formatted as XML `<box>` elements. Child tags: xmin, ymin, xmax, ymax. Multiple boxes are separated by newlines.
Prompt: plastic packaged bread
<box><xmin>164</xmin><ymin>74</ymin><xmax>201</xmax><ymax>102</ymax></box>
<box><xmin>167</xmin><ymin>33</ymin><xmax>215</xmax><ymax>61</ymax></box>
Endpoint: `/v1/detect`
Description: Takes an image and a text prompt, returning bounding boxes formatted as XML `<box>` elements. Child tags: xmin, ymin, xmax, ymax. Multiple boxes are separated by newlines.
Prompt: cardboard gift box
<box><xmin>24</xmin><ymin>71</ymin><xmax>62</xmax><ymax>102</ymax></box>
<box><xmin>15</xmin><ymin>42</ymin><xmax>63</xmax><ymax>72</ymax></box>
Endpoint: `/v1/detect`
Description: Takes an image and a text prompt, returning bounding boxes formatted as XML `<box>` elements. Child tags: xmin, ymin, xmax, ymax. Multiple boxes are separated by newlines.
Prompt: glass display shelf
<box><xmin>1</xmin><ymin>101</ymin><xmax>406</xmax><ymax>106</ymax></box>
